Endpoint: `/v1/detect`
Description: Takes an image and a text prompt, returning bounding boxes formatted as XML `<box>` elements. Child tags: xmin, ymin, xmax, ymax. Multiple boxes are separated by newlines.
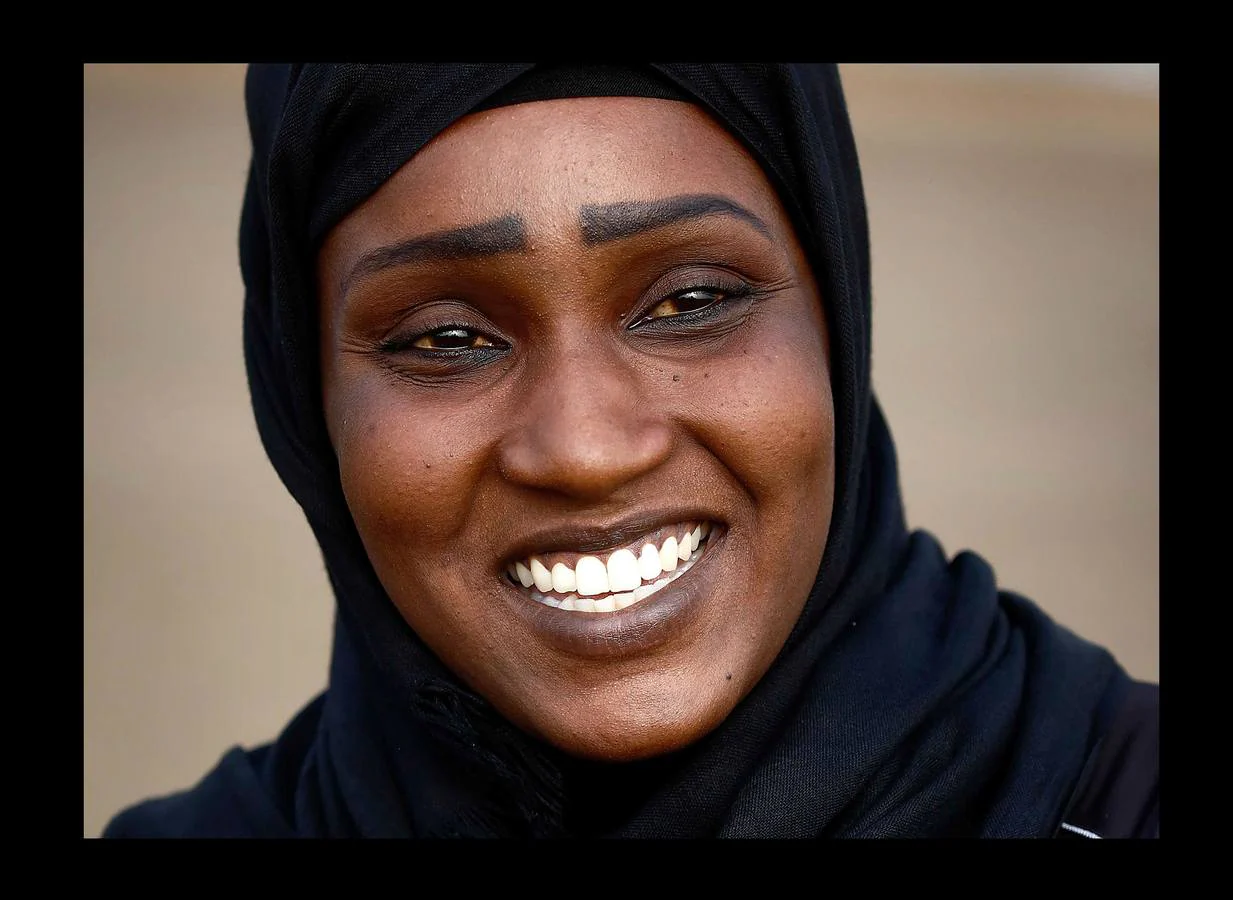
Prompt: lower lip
<box><xmin>502</xmin><ymin>527</ymin><xmax>726</xmax><ymax>659</ymax></box>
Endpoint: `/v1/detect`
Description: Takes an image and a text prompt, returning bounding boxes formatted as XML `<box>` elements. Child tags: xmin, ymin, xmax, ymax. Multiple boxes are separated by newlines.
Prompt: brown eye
<box><xmin>644</xmin><ymin>288</ymin><xmax>725</xmax><ymax>321</ymax></box>
<box><xmin>411</xmin><ymin>327</ymin><xmax>495</xmax><ymax>351</ymax></box>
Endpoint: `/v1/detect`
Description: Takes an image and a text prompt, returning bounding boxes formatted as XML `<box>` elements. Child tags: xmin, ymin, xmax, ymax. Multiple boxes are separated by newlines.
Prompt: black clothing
<box><xmin>1054</xmin><ymin>681</ymin><xmax>1159</xmax><ymax>839</ymax></box>
<box><xmin>104</xmin><ymin>64</ymin><xmax>1157</xmax><ymax>838</ymax></box>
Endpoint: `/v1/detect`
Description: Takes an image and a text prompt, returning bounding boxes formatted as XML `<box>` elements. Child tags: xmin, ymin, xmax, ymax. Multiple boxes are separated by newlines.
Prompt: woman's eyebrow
<box><xmin>579</xmin><ymin>194</ymin><xmax>772</xmax><ymax>245</ymax></box>
<box><xmin>340</xmin><ymin>214</ymin><xmax>528</xmax><ymax>295</ymax></box>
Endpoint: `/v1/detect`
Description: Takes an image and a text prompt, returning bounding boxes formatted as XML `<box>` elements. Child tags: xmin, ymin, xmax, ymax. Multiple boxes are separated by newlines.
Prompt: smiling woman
<box><xmin>316</xmin><ymin>98</ymin><xmax>833</xmax><ymax>761</ymax></box>
<box><xmin>101</xmin><ymin>64</ymin><xmax>1157</xmax><ymax>838</ymax></box>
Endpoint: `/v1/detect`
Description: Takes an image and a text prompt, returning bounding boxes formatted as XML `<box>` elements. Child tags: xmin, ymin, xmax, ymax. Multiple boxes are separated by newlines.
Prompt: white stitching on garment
<box><xmin>1060</xmin><ymin>822</ymin><xmax>1102</xmax><ymax>839</ymax></box>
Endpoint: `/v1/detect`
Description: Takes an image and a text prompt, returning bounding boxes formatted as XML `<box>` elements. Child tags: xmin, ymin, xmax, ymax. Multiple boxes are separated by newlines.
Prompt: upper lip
<box><xmin>500</xmin><ymin>509</ymin><xmax>721</xmax><ymax>566</ymax></box>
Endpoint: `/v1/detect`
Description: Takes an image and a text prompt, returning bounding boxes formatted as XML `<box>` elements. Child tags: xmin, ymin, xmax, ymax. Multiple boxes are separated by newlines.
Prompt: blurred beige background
<box><xmin>83</xmin><ymin>64</ymin><xmax>1159</xmax><ymax>838</ymax></box>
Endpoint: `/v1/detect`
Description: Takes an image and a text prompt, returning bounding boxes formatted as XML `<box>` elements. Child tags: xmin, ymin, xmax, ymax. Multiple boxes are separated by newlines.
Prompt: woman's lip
<box><xmin>506</xmin><ymin>521</ymin><xmax>712</xmax><ymax>587</ymax></box>
<box><xmin>502</xmin><ymin>527</ymin><xmax>726</xmax><ymax>659</ymax></box>
<box><xmin>500</xmin><ymin>510</ymin><xmax>722</xmax><ymax>565</ymax></box>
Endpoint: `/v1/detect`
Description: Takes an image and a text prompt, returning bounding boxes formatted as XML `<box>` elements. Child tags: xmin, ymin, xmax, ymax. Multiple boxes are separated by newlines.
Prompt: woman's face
<box><xmin>317</xmin><ymin>97</ymin><xmax>834</xmax><ymax>760</ymax></box>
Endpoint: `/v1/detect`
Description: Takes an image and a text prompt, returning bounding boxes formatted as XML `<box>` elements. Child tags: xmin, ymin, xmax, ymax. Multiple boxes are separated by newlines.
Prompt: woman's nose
<box><xmin>497</xmin><ymin>345</ymin><xmax>674</xmax><ymax>502</ymax></box>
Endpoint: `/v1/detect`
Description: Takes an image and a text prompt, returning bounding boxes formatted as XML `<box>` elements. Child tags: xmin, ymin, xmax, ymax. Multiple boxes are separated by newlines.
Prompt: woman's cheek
<box><xmin>334</xmin><ymin>384</ymin><xmax>482</xmax><ymax>549</ymax></box>
<box><xmin>697</xmin><ymin>329</ymin><xmax>834</xmax><ymax>502</ymax></box>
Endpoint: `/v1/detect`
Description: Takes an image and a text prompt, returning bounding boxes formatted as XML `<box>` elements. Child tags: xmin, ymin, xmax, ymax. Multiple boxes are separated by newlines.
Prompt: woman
<box><xmin>103</xmin><ymin>63</ymin><xmax>1157</xmax><ymax>838</ymax></box>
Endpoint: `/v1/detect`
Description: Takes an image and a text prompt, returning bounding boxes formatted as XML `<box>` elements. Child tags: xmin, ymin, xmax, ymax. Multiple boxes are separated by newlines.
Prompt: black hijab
<box><xmin>109</xmin><ymin>63</ymin><xmax>1134</xmax><ymax>838</ymax></box>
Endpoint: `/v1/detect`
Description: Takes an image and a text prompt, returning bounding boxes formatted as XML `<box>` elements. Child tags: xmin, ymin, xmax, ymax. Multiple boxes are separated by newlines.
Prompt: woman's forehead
<box><xmin>323</xmin><ymin>96</ymin><xmax>788</xmax><ymax>254</ymax></box>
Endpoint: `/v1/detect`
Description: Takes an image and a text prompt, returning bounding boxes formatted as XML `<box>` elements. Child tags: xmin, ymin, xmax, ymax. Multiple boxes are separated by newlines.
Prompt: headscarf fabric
<box><xmin>111</xmin><ymin>63</ymin><xmax>1132</xmax><ymax>838</ymax></box>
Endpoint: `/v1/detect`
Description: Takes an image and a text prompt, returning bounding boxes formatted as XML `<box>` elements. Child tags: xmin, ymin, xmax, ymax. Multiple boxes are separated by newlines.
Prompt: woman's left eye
<box><xmin>639</xmin><ymin>288</ymin><xmax>726</xmax><ymax>323</ymax></box>
<box><xmin>410</xmin><ymin>327</ymin><xmax>496</xmax><ymax>351</ymax></box>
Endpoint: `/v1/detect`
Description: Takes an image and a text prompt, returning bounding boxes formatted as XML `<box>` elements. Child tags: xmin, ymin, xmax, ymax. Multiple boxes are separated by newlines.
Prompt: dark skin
<box><xmin>317</xmin><ymin>97</ymin><xmax>834</xmax><ymax>761</ymax></box>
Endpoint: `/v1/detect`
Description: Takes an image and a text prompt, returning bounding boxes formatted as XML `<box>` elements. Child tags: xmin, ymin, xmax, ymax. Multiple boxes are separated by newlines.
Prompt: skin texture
<box><xmin>317</xmin><ymin>97</ymin><xmax>835</xmax><ymax>761</ymax></box>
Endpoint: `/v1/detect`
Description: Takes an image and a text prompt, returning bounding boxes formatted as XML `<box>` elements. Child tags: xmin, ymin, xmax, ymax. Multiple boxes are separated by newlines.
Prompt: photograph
<box><xmin>84</xmin><ymin>63</ymin><xmax>1158</xmax><ymax>838</ymax></box>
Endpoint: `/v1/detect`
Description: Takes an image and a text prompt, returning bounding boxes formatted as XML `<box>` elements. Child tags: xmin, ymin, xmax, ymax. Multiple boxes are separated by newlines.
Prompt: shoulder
<box><xmin>101</xmin><ymin>744</ymin><xmax>295</xmax><ymax>838</ymax></box>
<box><xmin>1056</xmin><ymin>679</ymin><xmax>1159</xmax><ymax>839</ymax></box>
<box><xmin>101</xmin><ymin>694</ymin><xmax>326</xmax><ymax>838</ymax></box>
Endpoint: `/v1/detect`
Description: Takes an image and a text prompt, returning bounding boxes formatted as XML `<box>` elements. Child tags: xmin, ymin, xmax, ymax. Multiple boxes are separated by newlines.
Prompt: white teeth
<box><xmin>528</xmin><ymin>552</ymin><xmax>703</xmax><ymax>612</ymax></box>
<box><xmin>606</xmin><ymin>548</ymin><xmax>641</xmax><ymax>592</ymax></box>
<box><xmin>633</xmin><ymin>575</ymin><xmax>669</xmax><ymax>602</ymax></box>
<box><xmin>638</xmin><ymin>543</ymin><xmax>662</xmax><ymax>581</ymax></box>
<box><xmin>551</xmin><ymin>562</ymin><xmax>576</xmax><ymax>594</ymax></box>
<box><xmin>660</xmin><ymin>536</ymin><xmax>678</xmax><ymax>571</ymax></box>
<box><xmin>575</xmin><ymin>556</ymin><xmax>609</xmax><ymax>596</ymax></box>
<box><xmin>512</xmin><ymin>522</ymin><xmax>718</xmax><ymax>612</ymax></box>
<box><xmin>530</xmin><ymin>557</ymin><xmax>553</xmax><ymax>592</ymax></box>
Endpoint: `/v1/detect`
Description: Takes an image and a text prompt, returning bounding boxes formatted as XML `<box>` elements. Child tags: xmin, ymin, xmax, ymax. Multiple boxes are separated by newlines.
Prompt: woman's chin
<box><xmin>491</xmin><ymin>664</ymin><xmax>742</xmax><ymax>763</ymax></box>
<box><xmin>536</xmin><ymin>708</ymin><xmax>725</xmax><ymax>763</ymax></box>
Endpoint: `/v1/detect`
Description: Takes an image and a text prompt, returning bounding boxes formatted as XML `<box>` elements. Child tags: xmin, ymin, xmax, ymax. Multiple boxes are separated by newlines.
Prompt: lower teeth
<box><xmin>526</xmin><ymin>537</ymin><xmax>708</xmax><ymax>613</ymax></box>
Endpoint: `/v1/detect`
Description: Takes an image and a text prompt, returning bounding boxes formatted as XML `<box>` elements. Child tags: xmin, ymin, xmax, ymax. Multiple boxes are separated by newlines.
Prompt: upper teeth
<box><xmin>507</xmin><ymin>522</ymin><xmax>712</xmax><ymax>607</ymax></box>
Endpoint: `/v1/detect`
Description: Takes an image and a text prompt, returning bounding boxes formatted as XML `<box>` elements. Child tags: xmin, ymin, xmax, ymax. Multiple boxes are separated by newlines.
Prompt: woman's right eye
<box><xmin>640</xmin><ymin>288</ymin><xmax>727</xmax><ymax>323</ymax></box>
<box><xmin>410</xmin><ymin>327</ymin><xmax>496</xmax><ymax>351</ymax></box>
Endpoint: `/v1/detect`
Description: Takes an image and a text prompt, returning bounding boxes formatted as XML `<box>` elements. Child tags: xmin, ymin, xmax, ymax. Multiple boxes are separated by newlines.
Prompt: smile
<box><xmin>506</xmin><ymin>521</ymin><xmax>715</xmax><ymax>613</ymax></box>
